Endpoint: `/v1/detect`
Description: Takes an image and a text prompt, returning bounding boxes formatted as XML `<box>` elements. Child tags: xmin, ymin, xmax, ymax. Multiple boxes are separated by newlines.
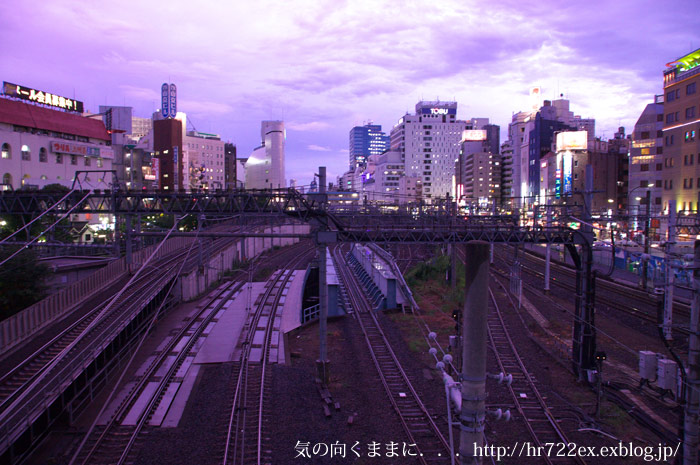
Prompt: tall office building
<box><xmin>183</xmin><ymin>131</ymin><xmax>225</xmax><ymax>190</ymax></box>
<box><xmin>662</xmin><ymin>48</ymin><xmax>700</xmax><ymax>212</ymax></box>
<box><xmin>628</xmin><ymin>102</ymin><xmax>663</xmax><ymax>216</ymax></box>
<box><xmin>506</xmin><ymin>98</ymin><xmax>594</xmax><ymax>206</ymax></box>
<box><xmin>348</xmin><ymin>123</ymin><xmax>390</xmax><ymax>170</ymax></box>
<box><xmin>389</xmin><ymin>101</ymin><xmax>469</xmax><ymax>201</ymax></box>
<box><xmin>245</xmin><ymin>121</ymin><xmax>285</xmax><ymax>189</ymax></box>
<box><xmin>456</xmin><ymin>129</ymin><xmax>501</xmax><ymax>210</ymax></box>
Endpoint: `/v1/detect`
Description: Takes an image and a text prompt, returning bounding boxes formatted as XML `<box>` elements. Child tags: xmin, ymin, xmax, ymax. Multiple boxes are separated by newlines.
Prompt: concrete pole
<box><xmin>317</xmin><ymin>243</ymin><xmax>329</xmax><ymax>384</ymax></box>
<box><xmin>641</xmin><ymin>190</ymin><xmax>652</xmax><ymax>290</ymax></box>
<box><xmin>451</xmin><ymin>243</ymin><xmax>457</xmax><ymax>290</ymax></box>
<box><xmin>683</xmin><ymin>240</ymin><xmax>700</xmax><ymax>464</ymax></box>
<box><xmin>460</xmin><ymin>241</ymin><xmax>489</xmax><ymax>465</ymax></box>
<box><xmin>125</xmin><ymin>215</ymin><xmax>132</xmax><ymax>267</ymax></box>
<box><xmin>545</xmin><ymin>208</ymin><xmax>552</xmax><ymax>293</ymax></box>
<box><xmin>665</xmin><ymin>200</ymin><xmax>676</xmax><ymax>341</ymax></box>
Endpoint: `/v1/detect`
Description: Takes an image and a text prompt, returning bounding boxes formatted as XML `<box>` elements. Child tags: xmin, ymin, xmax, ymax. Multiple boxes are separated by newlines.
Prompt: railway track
<box><xmin>71</xmin><ymin>279</ymin><xmax>245</xmax><ymax>465</ymax></box>
<box><xmin>0</xmin><ymin>237</ymin><xmax>216</xmax><ymax>417</ymax></box>
<box><xmin>69</xmin><ymin>240</ymin><xmax>313</xmax><ymax>465</ymax></box>
<box><xmin>493</xmin><ymin>246</ymin><xmax>692</xmax><ymax>338</ymax></box>
<box><xmin>488</xmin><ymin>280</ymin><xmax>586</xmax><ymax>465</ymax></box>
<box><xmin>332</xmin><ymin>245</ymin><xmax>453</xmax><ymax>464</ymax></box>
<box><xmin>222</xmin><ymin>244</ymin><xmax>315</xmax><ymax>465</ymax></box>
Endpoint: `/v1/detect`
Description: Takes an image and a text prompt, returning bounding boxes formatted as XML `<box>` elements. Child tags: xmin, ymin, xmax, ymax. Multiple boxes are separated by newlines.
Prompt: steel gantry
<box><xmin>0</xmin><ymin>188</ymin><xmax>598</xmax><ymax>375</ymax></box>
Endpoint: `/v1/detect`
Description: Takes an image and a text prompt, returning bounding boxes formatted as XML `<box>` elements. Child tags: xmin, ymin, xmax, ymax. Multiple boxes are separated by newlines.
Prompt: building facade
<box><xmin>662</xmin><ymin>48</ymin><xmax>700</xmax><ymax>212</ymax></box>
<box><xmin>348</xmin><ymin>123</ymin><xmax>390</xmax><ymax>170</ymax></box>
<box><xmin>628</xmin><ymin>103</ymin><xmax>664</xmax><ymax>216</ymax></box>
<box><xmin>245</xmin><ymin>121</ymin><xmax>285</xmax><ymax>189</ymax></box>
<box><xmin>456</xmin><ymin>132</ymin><xmax>501</xmax><ymax>210</ymax></box>
<box><xmin>0</xmin><ymin>97</ymin><xmax>113</xmax><ymax>190</ymax></box>
<box><xmin>389</xmin><ymin>101</ymin><xmax>469</xmax><ymax>201</ymax></box>
<box><xmin>183</xmin><ymin>131</ymin><xmax>225</xmax><ymax>190</ymax></box>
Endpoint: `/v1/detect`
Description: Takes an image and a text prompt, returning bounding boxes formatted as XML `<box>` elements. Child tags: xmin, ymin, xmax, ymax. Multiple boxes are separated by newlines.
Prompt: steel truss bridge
<box><xmin>3</xmin><ymin>188</ymin><xmax>655</xmax><ymax>375</ymax></box>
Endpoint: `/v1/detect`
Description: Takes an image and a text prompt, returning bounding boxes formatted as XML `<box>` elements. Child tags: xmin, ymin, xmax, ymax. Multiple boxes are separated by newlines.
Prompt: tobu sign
<box><xmin>420</xmin><ymin>107</ymin><xmax>456</xmax><ymax>116</ymax></box>
<box><xmin>3</xmin><ymin>82</ymin><xmax>84</xmax><ymax>113</ymax></box>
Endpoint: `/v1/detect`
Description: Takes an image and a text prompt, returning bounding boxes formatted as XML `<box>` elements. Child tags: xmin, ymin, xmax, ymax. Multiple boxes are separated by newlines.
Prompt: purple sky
<box><xmin>2</xmin><ymin>1</ymin><xmax>697</xmax><ymax>187</ymax></box>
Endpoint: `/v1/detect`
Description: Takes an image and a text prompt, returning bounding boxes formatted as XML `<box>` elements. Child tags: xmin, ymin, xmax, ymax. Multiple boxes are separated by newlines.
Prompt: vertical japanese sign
<box><xmin>173</xmin><ymin>146</ymin><xmax>179</xmax><ymax>190</ymax></box>
<box><xmin>563</xmin><ymin>152</ymin><xmax>572</xmax><ymax>195</ymax></box>
<box><xmin>169</xmin><ymin>84</ymin><xmax>177</xmax><ymax>117</ymax></box>
<box><xmin>161</xmin><ymin>83</ymin><xmax>170</xmax><ymax>118</ymax></box>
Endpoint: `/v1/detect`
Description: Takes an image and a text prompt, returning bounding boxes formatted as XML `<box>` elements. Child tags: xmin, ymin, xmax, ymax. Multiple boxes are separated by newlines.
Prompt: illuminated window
<box><xmin>97</xmin><ymin>158</ymin><xmax>103</xmax><ymax>167</ymax></box>
<box><xmin>1</xmin><ymin>143</ymin><xmax>10</xmax><ymax>159</ymax></box>
<box><xmin>21</xmin><ymin>145</ymin><xmax>30</xmax><ymax>161</ymax></box>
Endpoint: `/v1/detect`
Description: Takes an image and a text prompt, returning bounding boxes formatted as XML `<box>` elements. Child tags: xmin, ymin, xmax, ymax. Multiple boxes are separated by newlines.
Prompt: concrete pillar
<box><xmin>683</xmin><ymin>240</ymin><xmax>700</xmax><ymax>465</ymax></box>
<box><xmin>317</xmin><ymin>243</ymin><xmax>329</xmax><ymax>384</ymax></box>
<box><xmin>460</xmin><ymin>241</ymin><xmax>489</xmax><ymax>465</ymax></box>
<box><xmin>125</xmin><ymin>215</ymin><xmax>133</xmax><ymax>267</ymax></box>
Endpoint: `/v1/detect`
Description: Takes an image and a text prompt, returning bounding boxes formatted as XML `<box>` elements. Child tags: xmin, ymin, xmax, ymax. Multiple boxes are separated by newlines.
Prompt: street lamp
<box><xmin>628</xmin><ymin>183</ymin><xmax>655</xmax><ymax>290</ymax></box>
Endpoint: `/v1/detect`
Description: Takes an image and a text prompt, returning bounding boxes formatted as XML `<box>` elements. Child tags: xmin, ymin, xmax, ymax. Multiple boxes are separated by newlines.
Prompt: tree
<box><xmin>0</xmin><ymin>247</ymin><xmax>50</xmax><ymax>319</ymax></box>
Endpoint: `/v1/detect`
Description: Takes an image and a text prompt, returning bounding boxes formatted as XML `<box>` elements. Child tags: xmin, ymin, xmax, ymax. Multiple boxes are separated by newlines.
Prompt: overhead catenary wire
<box><xmin>0</xmin><ymin>188</ymin><xmax>79</xmax><ymax>245</ymax></box>
<box><xmin>0</xmin><ymin>190</ymin><xmax>92</xmax><ymax>268</ymax></box>
<box><xmin>68</xmin><ymin>214</ymin><xmax>200</xmax><ymax>465</ymax></box>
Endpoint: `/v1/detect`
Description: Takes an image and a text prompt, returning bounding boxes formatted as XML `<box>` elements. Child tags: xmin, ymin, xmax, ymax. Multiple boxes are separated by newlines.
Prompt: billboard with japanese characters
<box><xmin>3</xmin><ymin>82</ymin><xmax>84</xmax><ymax>113</ymax></box>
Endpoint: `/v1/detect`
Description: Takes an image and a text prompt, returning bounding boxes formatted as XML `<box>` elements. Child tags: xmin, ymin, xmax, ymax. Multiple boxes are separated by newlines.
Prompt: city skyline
<box><xmin>1</xmin><ymin>0</ymin><xmax>696</xmax><ymax>185</ymax></box>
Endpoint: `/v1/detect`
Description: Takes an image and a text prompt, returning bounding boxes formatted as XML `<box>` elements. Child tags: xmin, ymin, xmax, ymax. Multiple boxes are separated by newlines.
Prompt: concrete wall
<box><xmin>179</xmin><ymin>222</ymin><xmax>310</xmax><ymax>301</ymax></box>
<box><xmin>0</xmin><ymin>236</ymin><xmax>196</xmax><ymax>356</ymax></box>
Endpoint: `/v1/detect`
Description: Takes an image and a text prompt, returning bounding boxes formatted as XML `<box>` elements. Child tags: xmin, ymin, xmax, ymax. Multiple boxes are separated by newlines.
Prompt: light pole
<box><xmin>628</xmin><ymin>183</ymin><xmax>654</xmax><ymax>289</ymax></box>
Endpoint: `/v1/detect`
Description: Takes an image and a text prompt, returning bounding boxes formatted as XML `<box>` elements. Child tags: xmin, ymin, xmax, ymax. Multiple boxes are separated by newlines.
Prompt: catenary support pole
<box><xmin>317</xmin><ymin>242</ymin><xmax>329</xmax><ymax>383</ymax></box>
<box><xmin>642</xmin><ymin>190</ymin><xmax>651</xmax><ymax>290</ymax></box>
<box><xmin>684</xmin><ymin>240</ymin><xmax>700</xmax><ymax>464</ymax></box>
<box><xmin>460</xmin><ymin>241</ymin><xmax>489</xmax><ymax>465</ymax></box>
<box><xmin>665</xmin><ymin>199</ymin><xmax>676</xmax><ymax>341</ymax></box>
<box><xmin>544</xmin><ymin>207</ymin><xmax>552</xmax><ymax>293</ymax></box>
<box><xmin>125</xmin><ymin>215</ymin><xmax>132</xmax><ymax>266</ymax></box>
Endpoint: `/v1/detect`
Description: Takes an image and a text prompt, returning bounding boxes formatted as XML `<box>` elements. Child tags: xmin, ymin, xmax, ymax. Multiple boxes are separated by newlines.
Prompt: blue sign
<box><xmin>169</xmin><ymin>83</ymin><xmax>177</xmax><ymax>117</ymax></box>
<box><xmin>173</xmin><ymin>146</ymin><xmax>179</xmax><ymax>190</ymax></box>
<box><xmin>563</xmin><ymin>153</ymin><xmax>572</xmax><ymax>195</ymax></box>
<box><xmin>161</xmin><ymin>83</ymin><xmax>170</xmax><ymax>118</ymax></box>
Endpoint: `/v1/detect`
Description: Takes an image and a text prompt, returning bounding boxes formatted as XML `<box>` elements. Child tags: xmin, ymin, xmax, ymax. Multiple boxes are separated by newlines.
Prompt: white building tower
<box><xmin>245</xmin><ymin>121</ymin><xmax>285</xmax><ymax>189</ymax></box>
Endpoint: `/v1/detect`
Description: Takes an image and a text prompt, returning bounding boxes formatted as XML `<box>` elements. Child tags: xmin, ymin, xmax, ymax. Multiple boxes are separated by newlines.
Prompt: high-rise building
<box><xmin>662</xmin><ymin>48</ymin><xmax>700</xmax><ymax>212</ymax></box>
<box><xmin>456</xmin><ymin>129</ymin><xmax>501</xmax><ymax>210</ymax></box>
<box><xmin>506</xmin><ymin>97</ymin><xmax>594</xmax><ymax>207</ymax></box>
<box><xmin>499</xmin><ymin>140</ymin><xmax>514</xmax><ymax>207</ymax></box>
<box><xmin>224</xmin><ymin>143</ymin><xmax>237</xmax><ymax>190</ymax></box>
<box><xmin>183</xmin><ymin>131</ymin><xmax>225</xmax><ymax>190</ymax></box>
<box><xmin>389</xmin><ymin>101</ymin><xmax>469</xmax><ymax>201</ymax></box>
<box><xmin>245</xmin><ymin>121</ymin><xmax>285</xmax><ymax>189</ymax></box>
<box><xmin>153</xmin><ymin>118</ymin><xmax>183</xmax><ymax>191</ymax></box>
<box><xmin>628</xmin><ymin>102</ymin><xmax>664</xmax><ymax>217</ymax></box>
<box><xmin>348</xmin><ymin>123</ymin><xmax>390</xmax><ymax>170</ymax></box>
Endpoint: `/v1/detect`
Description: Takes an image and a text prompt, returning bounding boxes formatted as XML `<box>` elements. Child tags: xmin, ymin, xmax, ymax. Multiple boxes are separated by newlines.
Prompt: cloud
<box><xmin>308</xmin><ymin>144</ymin><xmax>332</xmax><ymax>152</ymax></box>
<box><xmin>287</xmin><ymin>121</ymin><xmax>331</xmax><ymax>131</ymax></box>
